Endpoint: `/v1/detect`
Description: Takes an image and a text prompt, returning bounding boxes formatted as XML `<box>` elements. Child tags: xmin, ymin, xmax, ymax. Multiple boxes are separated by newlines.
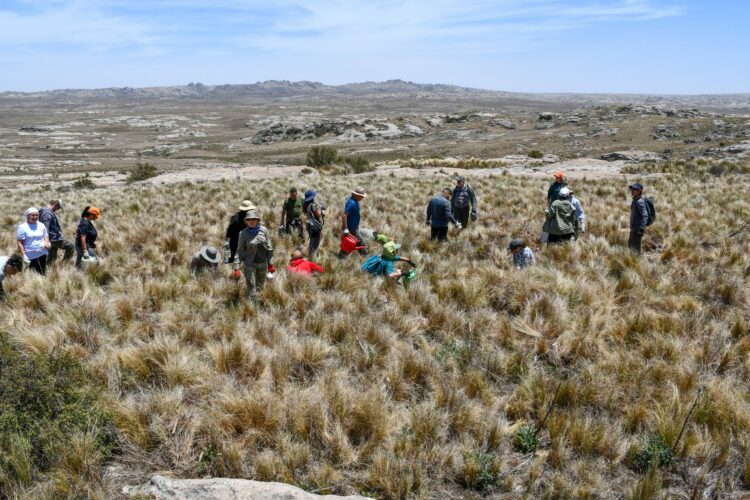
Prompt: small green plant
<box><xmin>306</xmin><ymin>145</ymin><xmax>338</xmax><ymax>168</ymax></box>
<box><xmin>301</xmin><ymin>167</ymin><xmax>313</xmax><ymax>175</ymax></box>
<box><xmin>629</xmin><ymin>434</ymin><xmax>674</xmax><ymax>472</ymax></box>
<box><xmin>514</xmin><ymin>424</ymin><xmax>539</xmax><ymax>453</ymax></box>
<box><xmin>459</xmin><ymin>450</ymin><xmax>498</xmax><ymax>492</ymax></box>
<box><xmin>126</xmin><ymin>162</ymin><xmax>159</xmax><ymax>183</ymax></box>
<box><xmin>527</xmin><ymin>150</ymin><xmax>543</xmax><ymax>159</ymax></box>
<box><xmin>72</xmin><ymin>175</ymin><xmax>96</xmax><ymax>190</ymax></box>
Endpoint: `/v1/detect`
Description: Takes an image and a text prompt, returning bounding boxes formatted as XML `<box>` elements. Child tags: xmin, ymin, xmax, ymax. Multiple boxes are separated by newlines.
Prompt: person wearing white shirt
<box><xmin>16</xmin><ymin>207</ymin><xmax>50</xmax><ymax>275</ymax></box>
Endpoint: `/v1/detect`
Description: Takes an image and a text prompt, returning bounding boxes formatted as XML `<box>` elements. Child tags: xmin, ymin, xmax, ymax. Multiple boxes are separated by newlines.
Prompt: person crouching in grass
<box><xmin>0</xmin><ymin>254</ymin><xmax>24</xmax><ymax>301</ymax></box>
<box><xmin>507</xmin><ymin>239</ymin><xmax>534</xmax><ymax>269</ymax></box>
<box><xmin>287</xmin><ymin>250</ymin><xmax>324</xmax><ymax>276</ymax></box>
<box><xmin>236</xmin><ymin>210</ymin><xmax>274</xmax><ymax>302</ymax></box>
<box><xmin>361</xmin><ymin>238</ymin><xmax>412</xmax><ymax>279</ymax></box>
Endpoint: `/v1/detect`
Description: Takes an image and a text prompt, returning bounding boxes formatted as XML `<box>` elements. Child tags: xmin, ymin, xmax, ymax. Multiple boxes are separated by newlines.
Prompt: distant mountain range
<box><xmin>2</xmin><ymin>79</ymin><xmax>749</xmax><ymax>112</ymax></box>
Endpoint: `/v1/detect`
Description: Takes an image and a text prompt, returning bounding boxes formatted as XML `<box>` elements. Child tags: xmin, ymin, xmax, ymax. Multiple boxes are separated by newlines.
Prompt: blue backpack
<box><xmin>361</xmin><ymin>255</ymin><xmax>385</xmax><ymax>275</ymax></box>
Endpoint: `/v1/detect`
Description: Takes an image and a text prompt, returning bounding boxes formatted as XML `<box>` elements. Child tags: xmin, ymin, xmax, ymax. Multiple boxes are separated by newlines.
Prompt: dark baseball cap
<box><xmin>629</xmin><ymin>183</ymin><xmax>644</xmax><ymax>191</ymax></box>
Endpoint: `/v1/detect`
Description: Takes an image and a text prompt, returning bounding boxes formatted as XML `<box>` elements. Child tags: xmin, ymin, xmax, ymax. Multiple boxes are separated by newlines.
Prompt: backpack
<box><xmin>306</xmin><ymin>203</ymin><xmax>323</xmax><ymax>234</ymax></box>
<box><xmin>644</xmin><ymin>197</ymin><xmax>656</xmax><ymax>226</ymax></box>
<box><xmin>361</xmin><ymin>255</ymin><xmax>385</xmax><ymax>275</ymax></box>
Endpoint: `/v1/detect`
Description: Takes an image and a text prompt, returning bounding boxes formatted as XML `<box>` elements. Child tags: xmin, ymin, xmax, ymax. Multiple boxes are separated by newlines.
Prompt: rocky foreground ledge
<box><xmin>123</xmin><ymin>475</ymin><xmax>371</xmax><ymax>500</ymax></box>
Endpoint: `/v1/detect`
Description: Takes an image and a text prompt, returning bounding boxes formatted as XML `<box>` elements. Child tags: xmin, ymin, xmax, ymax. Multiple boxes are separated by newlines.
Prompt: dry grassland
<box><xmin>1</xmin><ymin>167</ymin><xmax>750</xmax><ymax>498</ymax></box>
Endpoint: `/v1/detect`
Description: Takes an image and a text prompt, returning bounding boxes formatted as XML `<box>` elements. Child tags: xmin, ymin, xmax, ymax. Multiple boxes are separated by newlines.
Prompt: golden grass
<box><xmin>1</xmin><ymin>168</ymin><xmax>750</xmax><ymax>497</ymax></box>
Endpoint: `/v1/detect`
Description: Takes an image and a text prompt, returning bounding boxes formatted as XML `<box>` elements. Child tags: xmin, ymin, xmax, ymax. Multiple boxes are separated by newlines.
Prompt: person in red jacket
<box><xmin>287</xmin><ymin>250</ymin><xmax>324</xmax><ymax>276</ymax></box>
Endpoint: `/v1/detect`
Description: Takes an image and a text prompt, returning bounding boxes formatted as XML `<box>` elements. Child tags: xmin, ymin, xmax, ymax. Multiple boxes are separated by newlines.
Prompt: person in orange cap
<box><xmin>547</xmin><ymin>172</ymin><xmax>567</xmax><ymax>207</ymax></box>
<box><xmin>75</xmin><ymin>205</ymin><xmax>101</xmax><ymax>268</ymax></box>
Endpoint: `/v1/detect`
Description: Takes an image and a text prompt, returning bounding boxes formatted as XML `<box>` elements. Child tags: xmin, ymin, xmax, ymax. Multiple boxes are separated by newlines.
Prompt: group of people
<box><xmin>2</xmin><ymin>173</ymin><xmax>653</xmax><ymax>303</ymax></box>
<box><xmin>1</xmin><ymin>200</ymin><xmax>101</xmax><ymax>301</ymax></box>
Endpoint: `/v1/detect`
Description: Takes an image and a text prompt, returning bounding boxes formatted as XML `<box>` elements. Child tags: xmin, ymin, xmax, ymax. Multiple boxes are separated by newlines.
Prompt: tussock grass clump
<box><xmin>1</xmin><ymin>167</ymin><xmax>750</xmax><ymax>496</ymax></box>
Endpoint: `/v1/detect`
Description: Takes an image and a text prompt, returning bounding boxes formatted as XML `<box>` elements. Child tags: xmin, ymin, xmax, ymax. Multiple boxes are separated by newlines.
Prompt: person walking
<box><xmin>0</xmin><ymin>254</ymin><xmax>24</xmax><ymax>301</ymax></box>
<box><xmin>547</xmin><ymin>172</ymin><xmax>567</xmax><ymax>207</ymax></box>
<box><xmin>235</xmin><ymin>210</ymin><xmax>274</xmax><ymax>302</ymax></box>
<box><xmin>507</xmin><ymin>239</ymin><xmax>535</xmax><ymax>269</ymax></box>
<box><xmin>75</xmin><ymin>206</ymin><xmax>101</xmax><ymax>268</ymax></box>
<box><xmin>342</xmin><ymin>186</ymin><xmax>367</xmax><ymax>252</ymax></box>
<box><xmin>303</xmin><ymin>190</ymin><xmax>325</xmax><ymax>257</ymax></box>
<box><xmin>542</xmin><ymin>187</ymin><xmax>579</xmax><ymax>244</ymax></box>
<box><xmin>280</xmin><ymin>187</ymin><xmax>304</xmax><ymax>241</ymax></box>
<box><xmin>39</xmin><ymin>199</ymin><xmax>74</xmax><ymax>264</ymax></box>
<box><xmin>628</xmin><ymin>183</ymin><xmax>649</xmax><ymax>254</ymax></box>
<box><xmin>225</xmin><ymin>200</ymin><xmax>255</xmax><ymax>262</ymax></box>
<box><xmin>451</xmin><ymin>176</ymin><xmax>477</xmax><ymax>228</ymax></box>
<box><xmin>426</xmin><ymin>188</ymin><xmax>461</xmax><ymax>242</ymax></box>
<box><xmin>567</xmin><ymin>187</ymin><xmax>586</xmax><ymax>236</ymax></box>
<box><xmin>16</xmin><ymin>207</ymin><xmax>50</xmax><ymax>275</ymax></box>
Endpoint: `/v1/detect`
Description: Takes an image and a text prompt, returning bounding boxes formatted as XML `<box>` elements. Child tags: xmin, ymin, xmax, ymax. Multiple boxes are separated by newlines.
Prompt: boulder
<box><xmin>538</xmin><ymin>112</ymin><xmax>560</xmax><ymax>121</ymax></box>
<box><xmin>123</xmin><ymin>475</ymin><xmax>371</xmax><ymax>500</ymax></box>
<box><xmin>492</xmin><ymin>119</ymin><xmax>517</xmax><ymax>130</ymax></box>
<box><xmin>601</xmin><ymin>151</ymin><xmax>663</xmax><ymax>163</ymax></box>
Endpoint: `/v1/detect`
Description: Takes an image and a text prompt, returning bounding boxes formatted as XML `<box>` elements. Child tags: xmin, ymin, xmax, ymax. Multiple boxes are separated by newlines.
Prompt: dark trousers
<box><xmin>628</xmin><ymin>228</ymin><xmax>644</xmax><ymax>254</ymax></box>
<box><xmin>75</xmin><ymin>245</ymin><xmax>97</xmax><ymax>268</ymax></box>
<box><xmin>431</xmin><ymin>226</ymin><xmax>448</xmax><ymax>242</ymax></box>
<box><xmin>454</xmin><ymin>206</ymin><xmax>471</xmax><ymax>228</ymax></box>
<box><xmin>29</xmin><ymin>255</ymin><xmax>47</xmax><ymax>275</ymax></box>
<box><xmin>0</xmin><ymin>282</ymin><xmax>4</xmax><ymax>301</ymax></box>
<box><xmin>285</xmin><ymin>218</ymin><xmax>305</xmax><ymax>242</ymax></box>
<box><xmin>547</xmin><ymin>233</ymin><xmax>574</xmax><ymax>245</ymax></box>
<box><xmin>48</xmin><ymin>239</ymin><xmax>75</xmax><ymax>264</ymax></box>
<box><xmin>308</xmin><ymin>231</ymin><xmax>321</xmax><ymax>257</ymax></box>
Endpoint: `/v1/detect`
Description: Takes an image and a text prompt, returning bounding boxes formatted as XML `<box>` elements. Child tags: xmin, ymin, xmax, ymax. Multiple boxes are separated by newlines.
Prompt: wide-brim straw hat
<box><xmin>351</xmin><ymin>186</ymin><xmax>367</xmax><ymax>197</ymax></box>
<box><xmin>238</xmin><ymin>200</ymin><xmax>256</xmax><ymax>211</ymax></box>
<box><xmin>199</xmin><ymin>245</ymin><xmax>222</xmax><ymax>264</ymax></box>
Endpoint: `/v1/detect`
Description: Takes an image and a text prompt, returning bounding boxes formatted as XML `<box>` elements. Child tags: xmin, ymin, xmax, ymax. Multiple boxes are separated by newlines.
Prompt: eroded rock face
<box><xmin>601</xmin><ymin>150</ymin><xmax>664</xmax><ymax>162</ymax></box>
<box><xmin>123</xmin><ymin>475</ymin><xmax>371</xmax><ymax>500</ymax></box>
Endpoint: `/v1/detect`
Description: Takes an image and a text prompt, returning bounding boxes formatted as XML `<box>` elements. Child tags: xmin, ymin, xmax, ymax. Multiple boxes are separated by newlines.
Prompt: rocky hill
<box><xmin>2</xmin><ymin>80</ymin><xmax>749</xmax><ymax>113</ymax></box>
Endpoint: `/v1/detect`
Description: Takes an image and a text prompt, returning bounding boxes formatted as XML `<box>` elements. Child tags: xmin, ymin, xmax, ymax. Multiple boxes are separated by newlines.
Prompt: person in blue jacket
<box><xmin>426</xmin><ymin>188</ymin><xmax>462</xmax><ymax>242</ymax></box>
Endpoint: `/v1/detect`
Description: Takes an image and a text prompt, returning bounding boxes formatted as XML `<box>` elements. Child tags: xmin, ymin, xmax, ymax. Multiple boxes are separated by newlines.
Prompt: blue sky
<box><xmin>0</xmin><ymin>0</ymin><xmax>747</xmax><ymax>93</ymax></box>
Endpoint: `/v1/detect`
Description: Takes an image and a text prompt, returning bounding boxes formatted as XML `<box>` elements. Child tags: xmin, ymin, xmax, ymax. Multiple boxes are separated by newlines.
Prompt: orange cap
<box><xmin>553</xmin><ymin>171</ymin><xmax>564</xmax><ymax>179</ymax></box>
<box><xmin>88</xmin><ymin>206</ymin><xmax>101</xmax><ymax>218</ymax></box>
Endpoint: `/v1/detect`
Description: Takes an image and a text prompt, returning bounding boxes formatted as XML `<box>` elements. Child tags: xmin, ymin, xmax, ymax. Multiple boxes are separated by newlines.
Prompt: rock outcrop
<box><xmin>123</xmin><ymin>475</ymin><xmax>371</xmax><ymax>500</ymax></box>
<box><xmin>601</xmin><ymin>150</ymin><xmax>663</xmax><ymax>162</ymax></box>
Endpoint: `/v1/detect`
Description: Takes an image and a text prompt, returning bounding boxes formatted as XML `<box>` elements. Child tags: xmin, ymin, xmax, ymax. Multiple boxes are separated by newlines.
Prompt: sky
<box><xmin>0</xmin><ymin>0</ymin><xmax>747</xmax><ymax>94</ymax></box>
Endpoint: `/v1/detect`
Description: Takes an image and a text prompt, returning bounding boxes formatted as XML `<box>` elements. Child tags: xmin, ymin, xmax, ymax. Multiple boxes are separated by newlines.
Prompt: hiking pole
<box><xmin>671</xmin><ymin>387</ymin><xmax>704</xmax><ymax>456</ymax></box>
<box><xmin>534</xmin><ymin>380</ymin><xmax>562</xmax><ymax>438</ymax></box>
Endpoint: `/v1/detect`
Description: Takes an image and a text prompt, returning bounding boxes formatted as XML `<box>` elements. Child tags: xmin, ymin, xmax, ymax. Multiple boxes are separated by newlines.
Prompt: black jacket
<box><xmin>225</xmin><ymin>211</ymin><xmax>247</xmax><ymax>257</ymax></box>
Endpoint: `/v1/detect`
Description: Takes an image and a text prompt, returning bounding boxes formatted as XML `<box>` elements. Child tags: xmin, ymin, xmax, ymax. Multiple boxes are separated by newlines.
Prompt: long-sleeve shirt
<box><xmin>236</xmin><ymin>226</ymin><xmax>274</xmax><ymax>265</ymax></box>
<box><xmin>630</xmin><ymin>197</ymin><xmax>648</xmax><ymax>230</ymax></box>
<box><xmin>288</xmin><ymin>257</ymin><xmax>324</xmax><ymax>276</ymax></box>
<box><xmin>570</xmin><ymin>196</ymin><xmax>586</xmax><ymax>226</ymax></box>
<box><xmin>452</xmin><ymin>184</ymin><xmax>477</xmax><ymax>211</ymax></box>
<box><xmin>38</xmin><ymin>207</ymin><xmax>63</xmax><ymax>241</ymax></box>
<box><xmin>426</xmin><ymin>196</ymin><xmax>458</xmax><ymax>228</ymax></box>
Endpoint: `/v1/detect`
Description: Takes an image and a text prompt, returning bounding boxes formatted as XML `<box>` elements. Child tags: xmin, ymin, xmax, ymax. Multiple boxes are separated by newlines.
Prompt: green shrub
<box><xmin>514</xmin><ymin>424</ymin><xmax>539</xmax><ymax>453</ymax></box>
<box><xmin>72</xmin><ymin>175</ymin><xmax>96</xmax><ymax>190</ymax></box>
<box><xmin>628</xmin><ymin>434</ymin><xmax>674</xmax><ymax>472</ymax></box>
<box><xmin>0</xmin><ymin>337</ymin><xmax>115</xmax><ymax>492</ymax></box>
<box><xmin>306</xmin><ymin>146</ymin><xmax>338</xmax><ymax>168</ymax></box>
<box><xmin>527</xmin><ymin>150</ymin><xmax>543</xmax><ymax>159</ymax></box>
<box><xmin>126</xmin><ymin>162</ymin><xmax>159</xmax><ymax>183</ymax></box>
